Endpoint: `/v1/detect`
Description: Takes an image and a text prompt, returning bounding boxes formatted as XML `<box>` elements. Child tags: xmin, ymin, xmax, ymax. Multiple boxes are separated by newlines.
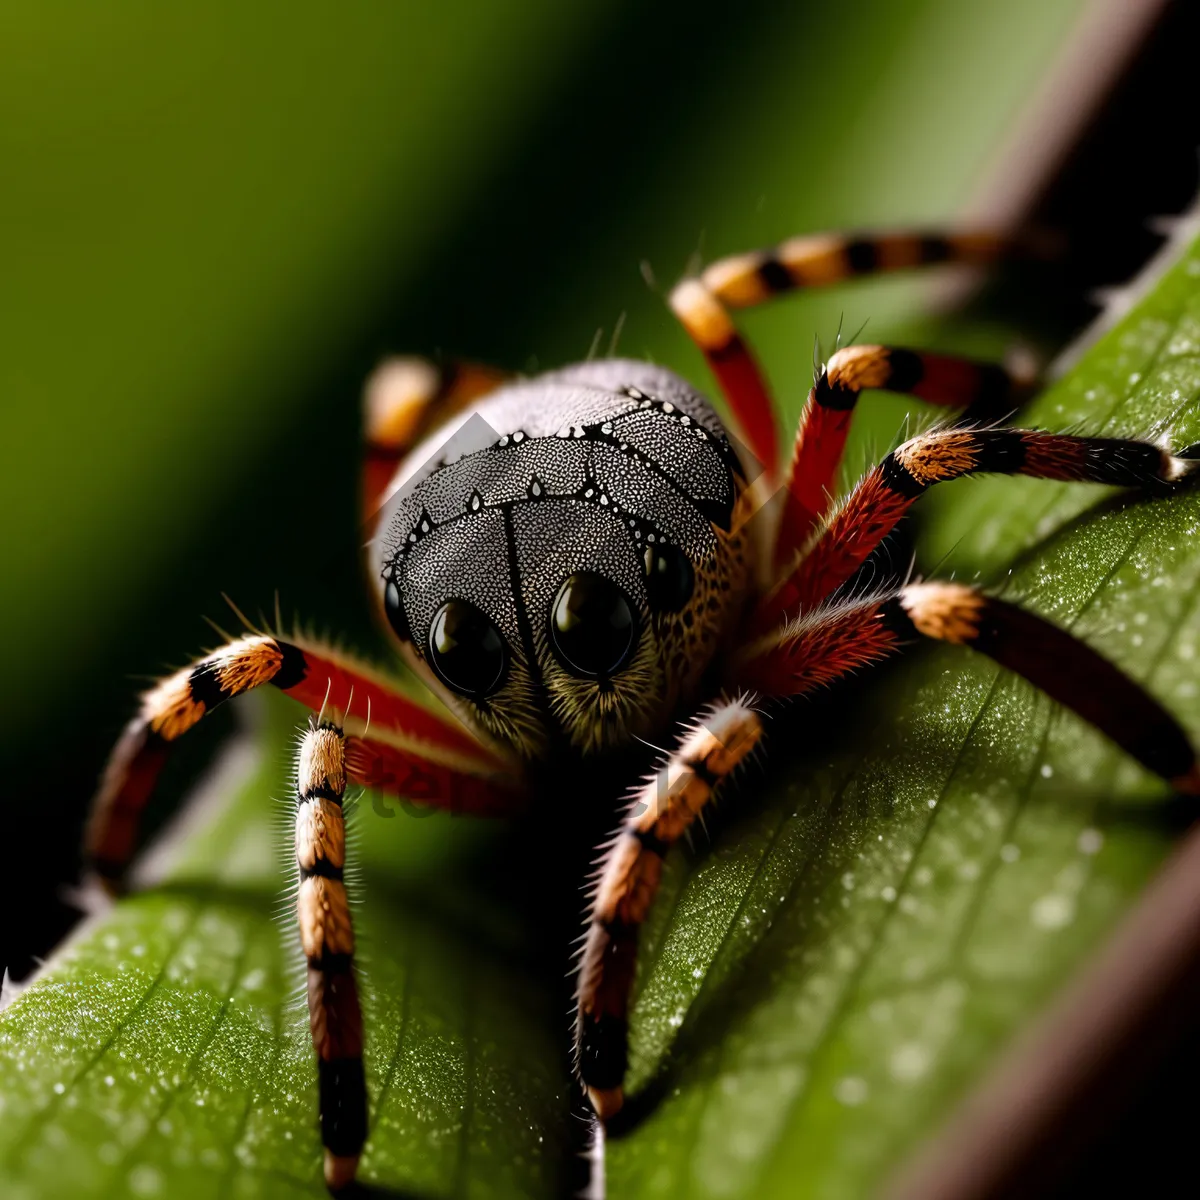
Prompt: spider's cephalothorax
<box><xmin>371</xmin><ymin>360</ymin><xmax>755</xmax><ymax>758</ymax></box>
<box><xmin>86</xmin><ymin>227</ymin><xmax>1200</xmax><ymax>1189</ymax></box>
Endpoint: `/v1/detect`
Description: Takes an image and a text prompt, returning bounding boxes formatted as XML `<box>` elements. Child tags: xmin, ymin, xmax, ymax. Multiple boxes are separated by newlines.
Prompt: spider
<box><xmin>86</xmin><ymin>227</ymin><xmax>1200</xmax><ymax>1190</ymax></box>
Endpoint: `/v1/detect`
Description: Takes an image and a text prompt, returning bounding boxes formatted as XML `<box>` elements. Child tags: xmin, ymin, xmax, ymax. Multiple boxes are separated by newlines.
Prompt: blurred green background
<box><xmin>5</xmin><ymin>0</ymin><xmax>1200</xmax><ymax>1194</ymax></box>
<box><xmin>2</xmin><ymin>0</ymin><xmax>1097</xmax><ymax>870</ymax></box>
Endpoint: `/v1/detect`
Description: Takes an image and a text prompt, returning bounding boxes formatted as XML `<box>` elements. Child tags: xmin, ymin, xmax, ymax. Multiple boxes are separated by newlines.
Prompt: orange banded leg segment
<box><xmin>736</xmin><ymin>583</ymin><xmax>1199</xmax><ymax>792</ymax></box>
<box><xmin>700</xmin><ymin>231</ymin><xmax>1042</xmax><ymax>310</ymax></box>
<box><xmin>575</xmin><ymin>698</ymin><xmax>763</xmax><ymax>1120</ymax></box>
<box><xmin>294</xmin><ymin>720</ymin><xmax>366</xmax><ymax>1189</ymax></box>
<box><xmin>898</xmin><ymin>583</ymin><xmax>1200</xmax><ymax>792</ymax></box>
<box><xmin>363</xmin><ymin>356</ymin><xmax>507</xmax><ymax>521</ymax></box>
<box><xmin>776</xmin><ymin>345</ymin><xmax>1034</xmax><ymax>566</ymax></box>
<box><xmin>668</xmin><ymin>278</ymin><xmax>780</xmax><ymax>480</ymax></box>
<box><xmin>758</xmin><ymin>429</ymin><xmax>1200</xmax><ymax>631</ymax></box>
<box><xmin>668</xmin><ymin>230</ymin><xmax>1045</xmax><ymax>483</ymax></box>
<box><xmin>87</xmin><ymin>634</ymin><xmax>522</xmax><ymax>883</ymax></box>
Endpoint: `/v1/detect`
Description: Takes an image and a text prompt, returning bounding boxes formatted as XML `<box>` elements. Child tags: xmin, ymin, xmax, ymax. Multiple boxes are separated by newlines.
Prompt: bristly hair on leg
<box><xmin>316</xmin><ymin>677</ymin><xmax>333</xmax><ymax>728</ymax></box>
<box><xmin>221</xmin><ymin>592</ymin><xmax>262</xmax><ymax>636</ymax></box>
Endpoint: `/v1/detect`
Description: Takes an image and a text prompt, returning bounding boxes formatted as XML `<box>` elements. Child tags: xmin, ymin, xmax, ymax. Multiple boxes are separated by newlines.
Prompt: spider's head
<box><xmin>370</xmin><ymin>360</ymin><xmax>756</xmax><ymax>760</ymax></box>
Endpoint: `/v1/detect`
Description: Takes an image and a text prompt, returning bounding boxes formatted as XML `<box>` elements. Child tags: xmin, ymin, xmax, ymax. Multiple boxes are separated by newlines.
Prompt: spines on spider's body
<box><xmin>294</xmin><ymin>720</ymin><xmax>366</xmax><ymax>1191</ymax></box>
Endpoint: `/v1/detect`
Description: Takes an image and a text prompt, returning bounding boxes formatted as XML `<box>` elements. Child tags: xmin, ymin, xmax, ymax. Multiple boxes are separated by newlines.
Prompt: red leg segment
<box><xmin>669</xmin><ymin>279</ymin><xmax>780</xmax><ymax>479</ymax></box>
<box><xmin>668</xmin><ymin>229</ymin><xmax>1047</xmax><ymax>487</ymax></box>
<box><xmin>756</xmin><ymin>428</ymin><xmax>1198</xmax><ymax>633</ymax></box>
<box><xmin>87</xmin><ymin>633</ymin><xmax>525</xmax><ymax>883</ymax></box>
<box><xmin>735</xmin><ymin>583</ymin><xmax>1200</xmax><ymax>792</ymax></box>
<box><xmin>775</xmin><ymin>345</ymin><xmax>1033</xmax><ymax>567</ymax></box>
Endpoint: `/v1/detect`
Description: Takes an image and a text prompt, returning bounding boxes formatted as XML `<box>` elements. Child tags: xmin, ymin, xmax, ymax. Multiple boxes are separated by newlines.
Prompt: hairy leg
<box><xmin>774</xmin><ymin>344</ymin><xmax>1034</xmax><ymax>565</ymax></box>
<box><xmin>293</xmin><ymin>718</ymin><xmax>366</xmax><ymax>1190</ymax></box>
<box><xmin>736</xmin><ymin>583</ymin><xmax>1199</xmax><ymax>792</ymax></box>
<box><xmin>669</xmin><ymin>229</ymin><xmax>1045</xmax><ymax>481</ymax></box>
<box><xmin>576</xmin><ymin>698</ymin><xmax>763</xmax><ymax>1119</ymax></box>
<box><xmin>578</xmin><ymin>568</ymin><xmax>1200</xmax><ymax>1127</ymax></box>
<box><xmin>757</xmin><ymin>428</ymin><xmax>1199</xmax><ymax>630</ymax></box>
<box><xmin>87</xmin><ymin>632</ymin><xmax>524</xmax><ymax>884</ymax></box>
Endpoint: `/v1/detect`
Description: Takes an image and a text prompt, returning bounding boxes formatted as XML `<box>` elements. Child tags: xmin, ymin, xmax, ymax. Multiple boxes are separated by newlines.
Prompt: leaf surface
<box><xmin>605</xmin><ymin>230</ymin><xmax>1200</xmax><ymax>1198</ymax></box>
<box><xmin>0</xmin><ymin>712</ymin><xmax>572</xmax><ymax>1199</ymax></box>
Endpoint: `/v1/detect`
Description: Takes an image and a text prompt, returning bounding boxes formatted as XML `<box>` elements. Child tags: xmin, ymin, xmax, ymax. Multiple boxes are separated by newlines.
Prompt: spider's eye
<box><xmin>428</xmin><ymin>599</ymin><xmax>508</xmax><ymax>699</ymax></box>
<box><xmin>550</xmin><ymin>572</ymin><xmax>638</xmax><ymax>679</ymax></box>
<box><xmin>643</xmin><ymin>542</ymin><xmax>695</xmax><ymax>611</ymax></box>
<box><xmin>383</xmin><ymin>574</ymin><xmax>411</xmax><ymax>643</ymax></box>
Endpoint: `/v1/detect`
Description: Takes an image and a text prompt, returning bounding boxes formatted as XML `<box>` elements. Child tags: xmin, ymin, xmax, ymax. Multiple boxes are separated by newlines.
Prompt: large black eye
<box><xmin>383</xmin><ymin>574</ymin><xmax>411</xmax><ymax>643</ymax></box>
<box><xmin>550</xmin><ymin>572</ymin><xmax>638</xmax><ymax>679</ymax></box>
<box><xmin>428</xmin><ymin>599</ymin><xmax>508</xmax><ymax>699</ymax></box>
<box><xmin>644</xmin><ymin>542</ymin><xmax>694</xmax><ymax>611</ymax></box>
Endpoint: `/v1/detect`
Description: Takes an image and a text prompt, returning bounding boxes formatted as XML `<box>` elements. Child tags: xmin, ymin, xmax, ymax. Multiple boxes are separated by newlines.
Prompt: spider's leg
<box><xmin>756</xmin><ymin>427</ymin><xmax>1200</xmax><ymax>631</ymax></box>
<box><xmin>774</xmin><ymin>344</ymin><xmax>1034</xmax><ymax>567</ymax></box>
<box><xmin>292</xmin><ymin>719</ymin><xmax>367</xmax><ymax>1189</ymax></box>
<box><xmin>896</xmin><ymin>582</ymin><xmax>1200</xmax><ymax>792</ymax></box>
<box><xmin>735</xmin><ymin>584</ymin><xmax>1199</xmax><ymax>792</ymax></box>
<box><xmin>736</xmin><ymin>592</ymin><xmax>909</xmax><ymax>697</ymax></box>
<box><xmin>576</xmin><ymin>697</ymin><xmax>763</xmax><ymax>1120</ymax></box>
<box><xmin>87</xmin><ymin>633</ymin><xmax>524</xmax><ymax>885</ymax></box>
<box><xmin>362</xmin><ymin>356</ymin><xmax>508</xmax><ymax>522</ymax></box>
<box><xmin>669</xmin><ymin>229</ymin><xmax>1044</xmax><ymax>483</ymax></box>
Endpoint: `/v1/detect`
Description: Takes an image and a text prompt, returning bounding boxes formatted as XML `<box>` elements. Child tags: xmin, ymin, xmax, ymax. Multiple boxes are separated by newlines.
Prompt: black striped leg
<box><xmin>87</xmin><ymin>633</ymin><xmax>523</xmax><ymax>887</ymax></box>
<box><xmin>757</xmin><ymin>428</ymin><xmax>1200</xmax><ymax>631</ymax></box>
<box><xmin>668</xmin><ymin>229</ymin><xmax>1045</xmax><ymax>482</ymax></box>
<box><xmin>896</xmin><ymin>583</ymin><xmax>1200</xmax><ymax>792</ymax></box>
<box><xmin>294</xmin><ymin>719</ymin><xmax>367</xmax><ymax>1190</ymax></box>
<box><xmin>362</xmin><ymin>356</ymin><xmax>508</xmax><ymax>521</ymax></box>
<box><xmin>775</xmin><ymin>344</ymin><xmax>1035</xmax><ymax>567</ymax></box>
<box><xmin>575</xmin><ymin>698</ymin><xmax>763</xmax><ymax>1120</ymax></box>
<box><xmin>735</xmin><ymin>583</ymin><xmax>1200</xmax><ymax>793</ymax></box>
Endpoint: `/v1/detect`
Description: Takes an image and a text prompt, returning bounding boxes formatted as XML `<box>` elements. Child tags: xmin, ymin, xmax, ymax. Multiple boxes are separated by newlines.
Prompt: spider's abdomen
<box><xmin>371</xmin><ymin>359</ymin><xmax>755</xmax><ymax>757</ymax></box>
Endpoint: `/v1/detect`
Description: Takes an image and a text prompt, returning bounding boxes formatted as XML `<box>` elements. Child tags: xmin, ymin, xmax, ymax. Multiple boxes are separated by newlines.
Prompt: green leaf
<box><xmin>7</xmin><ymin>228</ymin><xmax>1199</xmax><ymax>1197</ymax></box>
<box><xmin>605</xmin><ymin>230</ymin><xmax>1200</xmax><ymax>1198</ymax></box>
<box><xmin>0</xmin><ymin>702</ymin><xmax>572</xmax><ymax>1198</ymax></box>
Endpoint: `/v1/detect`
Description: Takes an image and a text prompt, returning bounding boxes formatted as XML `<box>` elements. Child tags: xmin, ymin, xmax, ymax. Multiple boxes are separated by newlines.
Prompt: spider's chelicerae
<box><xmin>88</xmin><ymin>228</ymin><xmax>1200</xmax><ymax>1189</ymax></box>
